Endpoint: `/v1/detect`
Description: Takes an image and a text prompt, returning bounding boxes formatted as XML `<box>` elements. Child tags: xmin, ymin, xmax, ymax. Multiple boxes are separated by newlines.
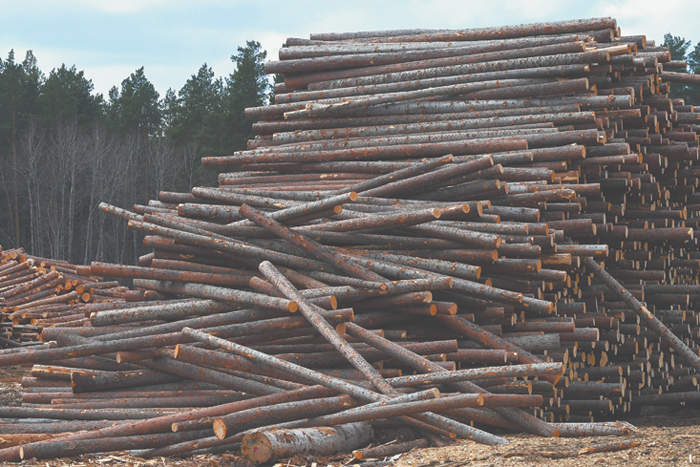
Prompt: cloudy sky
<box><xmin>1</xmin><ymin>0</ymin><xmax>697</xmax><ymax>98</ymax></box>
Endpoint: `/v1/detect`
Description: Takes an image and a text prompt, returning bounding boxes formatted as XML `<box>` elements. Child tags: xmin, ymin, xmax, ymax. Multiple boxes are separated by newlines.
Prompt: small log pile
<box><xmin>0</xmin><ymin>247</ymin><xmax>125</xmax><ymax>346</ymax></box>
<box><xmin>0</xmin><ymin>16</ymin><xmax>699</xmax><ymax>463</ymax></box>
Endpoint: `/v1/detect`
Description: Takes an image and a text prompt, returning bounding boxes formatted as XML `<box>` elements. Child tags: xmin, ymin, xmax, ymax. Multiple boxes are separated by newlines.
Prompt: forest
<box><xmin>0</xmin><ymin>34</ymin><xmax>698</xmax><ymax>267</ymax></box>
<box><xmin>0</xmin><ymin>40</ymin><xmax>272</xmax><ymax>266</ymax></box>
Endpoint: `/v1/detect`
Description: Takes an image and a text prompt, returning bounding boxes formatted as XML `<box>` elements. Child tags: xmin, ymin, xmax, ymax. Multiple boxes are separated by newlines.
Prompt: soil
<box><xmin>0</xmin><ymin>364</ymin><xmax>28</xmax><ymax>407</ymax></box>
<box><xmin>392</xmin><ymin>407</ymin><xmax>700</xmax><ymax>467</ymax></box>
<box><xmin>0</xmin><ymin>365</ymin><xmax>698</xmax><ymax>467</ymax></box>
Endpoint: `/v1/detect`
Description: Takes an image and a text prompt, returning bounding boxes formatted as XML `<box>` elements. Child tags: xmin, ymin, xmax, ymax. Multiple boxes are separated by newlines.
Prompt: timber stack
<box><xmin>0</xmin><ymin>247</ymin><xmax>124</xmax><ymax>346</ymax></box>
<box><xmin>0</xmin><ymin>16</ymin><xmax>698</xmax><ymax>463</ymax></box>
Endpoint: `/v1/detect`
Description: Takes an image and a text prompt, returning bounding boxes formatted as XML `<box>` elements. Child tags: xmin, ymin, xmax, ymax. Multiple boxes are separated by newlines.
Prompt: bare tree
<box><xmin>148</xmin><ymin>136</ymin><xmax>178</xmax><ymax>197</ymax></box>
<box><xmin>18</xmin><ymin>120</ymin><xmax>46</xmax><ymax>256</ymax></box>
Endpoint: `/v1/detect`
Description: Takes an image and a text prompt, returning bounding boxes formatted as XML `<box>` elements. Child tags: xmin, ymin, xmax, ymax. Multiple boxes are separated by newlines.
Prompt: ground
<box><xmin>0</xmin><ymin>366</ymin><xmax>698</xmax><ymax>466</ymax></box>
<box><xmin>393</xmin><ymin>410</ymin><xmax>700</xmax><ymax>467</ymax></box>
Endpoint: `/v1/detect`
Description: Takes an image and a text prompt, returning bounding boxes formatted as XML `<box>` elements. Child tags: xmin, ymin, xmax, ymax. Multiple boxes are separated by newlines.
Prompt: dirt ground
<box><xmin>0</xmin><ymin>365</ymin><xmax>698</xmax><ymax>467</ymax></box>
<box><xmin>393</xmin><ymin>408</ymin><xmax>700</xmax><ymax>467</ymax></box>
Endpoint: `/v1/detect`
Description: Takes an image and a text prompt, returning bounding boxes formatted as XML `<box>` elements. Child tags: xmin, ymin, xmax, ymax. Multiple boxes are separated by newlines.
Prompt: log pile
<box><xmin>0</xmin><ymin>16</ymin><xmax>699</xmax><ymax>463</ymax></box>
<box><xmin>0</xmin><ymin>247</ymin><xmax>125</xmax><ymax>346</ymax></box>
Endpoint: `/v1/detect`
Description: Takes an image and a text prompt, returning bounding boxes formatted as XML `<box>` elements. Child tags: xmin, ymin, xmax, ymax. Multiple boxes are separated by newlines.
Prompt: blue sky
<box><xmin>1</xmin><ymin>0</ymin><xmax>698</xmax><ymax>98</ymax></box>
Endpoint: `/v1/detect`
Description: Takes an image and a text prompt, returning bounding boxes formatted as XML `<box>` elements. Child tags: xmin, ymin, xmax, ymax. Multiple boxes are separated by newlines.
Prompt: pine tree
<box><xmin>106</xmin><ymin>67</ymin><xmax>161</xmax><ymax>137</ymax></box>
<box><xmin>0</xmin><ymin>50</ymin><xmax>43</xmax><ymax>246</ymax></box>
<box><xmin>225</xmin><ymin>40</ymin><xmax>270</xmax><ymax>153</ymax></box>
<box><xmin>38</xmin><ymin>64</ymin><xmax>103</xmax><ymax>128</ymax></box>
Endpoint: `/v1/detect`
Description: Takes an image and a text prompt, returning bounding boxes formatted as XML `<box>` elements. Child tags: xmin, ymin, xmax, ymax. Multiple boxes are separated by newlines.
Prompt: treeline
<box><xmin>0</xmin><ymin>40</ymin><xmax>270</xmax><ymax>265</ymax></box>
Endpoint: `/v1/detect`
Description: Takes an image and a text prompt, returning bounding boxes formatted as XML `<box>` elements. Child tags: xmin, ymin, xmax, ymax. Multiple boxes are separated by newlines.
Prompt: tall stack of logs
<box><xmin>0</xmin><ymin>16</ymin><xmax>698</xmax><ymax>463</ymax></box>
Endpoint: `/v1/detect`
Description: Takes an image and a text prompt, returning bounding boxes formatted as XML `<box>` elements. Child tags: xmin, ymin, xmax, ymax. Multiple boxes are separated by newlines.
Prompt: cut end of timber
<box><xmin>432</xmin><ymin>387</ymin><xmax>441</xmax><ymax>398</ymax></box>
<box><xmin>336</xmin><ymin>323</ymin><xmax>347</xmax><ymax>334</ymax></box>
<box><xmin>448</xmin><ymin>303</ymin><xmax>458</xmax><ymax>315</ymax></box>
<box><xmin>242</xmin><ymin>431</ymin><xmax>273</xmax><ymax>463</ymax></box>
<box><xmin>348</xmin><ymin>192</ymin><xmax>359</xmax><ymax>202</ymax></box>
<box><xmin>476</xmin><ymin>201</ymin><xmax>485</xmax><ymax>217</ymax></box>
<box><xmin>432</xmin><ymin>207</ymin><xmax>441</xmax><ymax>219</ymax></box>
<box><xmin>353</xmin><ymin>450</ymin><xmax>364</xmax><ymax>460</ymax></box>
<box><xmin>288</xmin><ymin>301</ymin><xmax>298</xmax><ymax>313</ymax></box>
<box><xmin>213</xmin><ymin>418</ymin><xmax>227</xmax><ymax>440</ymax></box>
<box><xmin>333</xmin><ymin>206</ymin><xmax>343</xmax><ymax>214</ymax></box>
<box><xmin>429</xmin><ymin>305</ymin><xmax>437</xmax><ymax>316</ymax></box>
<box><xmin>330</xmin><ymin>296</ymin><xmax>338</xmax><ymax>309</ymax></box>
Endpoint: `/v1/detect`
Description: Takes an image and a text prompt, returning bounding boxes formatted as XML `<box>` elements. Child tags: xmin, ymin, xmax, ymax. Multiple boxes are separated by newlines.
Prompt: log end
<box><xmin>242</xmin><ymin>431</ymin><xmax>274</xmax><ymax>463</ymax></box>
<box><xmin>213</xmin><ymin>417</ymin><xmax>227</xmax><ymax>440</ymax></box>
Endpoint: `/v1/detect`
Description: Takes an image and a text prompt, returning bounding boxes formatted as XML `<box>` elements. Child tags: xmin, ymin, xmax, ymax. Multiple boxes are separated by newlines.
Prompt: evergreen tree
<box><xmin>225</xmin><ymin>40</ymin><xmax>270</xmax><ymax>152</ymax></box>
<box><xmin>106</xmin><ymin>67</ymin><xmax>161</xmax><ymax>137</ymax></box>
<box><xmin>161</xmin><ymin>88</ymin><xmax>178</xmax><ymax>131</ymax></box>
<box><xmin>663</xmin><ymin>34</ymin><xmax>691</xmax><ymax>61</ymax></box>
<box><xmin>0</xmin><ymin>50</ymin><xmax>43</xmax><ymax>246</ymax></box>
<box><xmin>38</xmin><ymin>64</ymin><xmax>103</xmax><ymax>128</ymax></box>
<box><xmin>169</xmin><ymin>63</ymin><xmax>226</xmax><ymax>154</ymax></box>
<box><xmin>688</xmin><ymin>42</ymin><xmax>700</xmax><ymax>74</ymax></box>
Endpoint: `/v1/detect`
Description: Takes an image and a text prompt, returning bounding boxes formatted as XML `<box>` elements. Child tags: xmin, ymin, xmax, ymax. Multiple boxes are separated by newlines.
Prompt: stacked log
<box><xmin>0</xmin><ymin>247</ymin><xmax>125</xmax><ymax>346</ymax></box>
<box><xmin>0</xmin><ymin>16</ymin><xmax>698</xmax><ymax>463</ymax></box>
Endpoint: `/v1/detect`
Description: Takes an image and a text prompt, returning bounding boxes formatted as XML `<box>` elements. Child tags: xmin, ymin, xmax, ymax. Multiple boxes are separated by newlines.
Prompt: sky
<box><xmin>0</xmin><ymin>0</ymin><xmax>698</xmax><ymax>98</ymax></box>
